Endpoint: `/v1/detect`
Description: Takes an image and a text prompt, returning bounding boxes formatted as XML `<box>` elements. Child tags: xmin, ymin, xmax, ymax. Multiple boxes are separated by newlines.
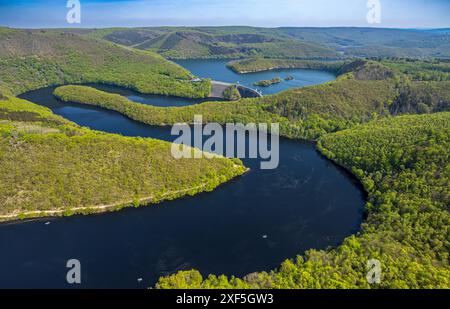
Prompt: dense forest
<box><xmin>0</xmin><ymin>28</ymin><xmax>210</xmax><ymax>98</ymax></box>
<box><xmin>53</xmin><ymin>58</ymin><xmax>450</xmax><ymax>289</ymax></box>
<box><xmin>157</xmin><ymin>112</ymin><xmax>450</xmax><ymax>288</ymax></box>
<box><xmin>53</xmin><ymin>85</ymin><xmax>291</xmax><ymax>133</ymax></box>
<box><xmin>54</xmin><ymin>59</ymin><xmax>450</xmax><ymax>142</ymax></box>
<box><xmin>382</xmin><ymin>59</ymin><xmax>450</xmax><ymax>81</ymax></box>
<box><xmin>0</xmin><ymin>89</ymin><xmax>246</xmax><ymax>221</ymax></box>
<box><xmin>227</xmin><ymin>58</ymin><xmax>347</xmax><ymax>74</ymax></box>
<box><xmin>79</xmin><ymin>27</ymin><xmax>450</xmax><ymax>59</ymax></box>
<box><xmin>0</xmin><ymin>27</ymin><xmax>449</xmax><ymax>288</ymax></box>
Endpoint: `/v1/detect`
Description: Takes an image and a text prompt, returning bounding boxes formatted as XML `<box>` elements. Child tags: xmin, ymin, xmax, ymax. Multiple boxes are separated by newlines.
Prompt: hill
<box><xmin>0</xmin><ymin>27</ymin><xmax>246</xmax><ymax>221</ymax></box>
<box><xmin>277</xmin><ymin>27</ymin><xmax>450</xmax><ymax>58</ymax></box>
<box><xmin>52</xmin><ymin>59</ymin><xmax>450</xmax><ymax>140</ymax></box>
<box><xmin>1</xmin><ymin>27</ymin><xmax>449</xmax><ymax>288</ymax></box>
<box><xmin>0</xmin><ymin>87</ymin><xmax>245</xmax><ymax>221</ymax></box>
<box><xmin>157</xmin><ymin>112</ymin><xmax>450</xmax><ymax>289</ymax></box>
<box><xmin>100</xmin><ymin>28</ymin><xmax>338</xmax><ymax>59</ymax></box>
<box><xmin>0</xmin><ymin>28</ymin><xmax>210</xmax><ymax>97</ymax></box>
<box><xmin>83</xmin><ymin>26</ymin><xmax>450</xmax><ymax>59</ymax></box>
<box><xmin>227</xmin><ymin>58</ymin><xmax>348</xmax><ymax>74</ymax></box>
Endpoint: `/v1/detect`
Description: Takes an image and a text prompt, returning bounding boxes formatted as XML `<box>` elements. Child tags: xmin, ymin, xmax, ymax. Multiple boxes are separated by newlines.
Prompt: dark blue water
<box><xmin>0</xmin><ymin>78</ymin><xmax>364</xmax><ymax>288</ymax></box>
<box><xmin>84</xmin><ymin>83</ymin><xmax>224</xmax><ymax>107</ymax></box>
<box><xmin>175</xmin><ymin>59</ymin><xmax>336</xmax><ymax>95</ymax></box>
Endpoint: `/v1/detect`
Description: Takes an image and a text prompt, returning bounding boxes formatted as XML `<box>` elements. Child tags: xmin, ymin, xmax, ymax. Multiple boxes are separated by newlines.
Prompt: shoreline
<box><xmin>0</xmin><ymin>165</ymin><xmax>249</xmax><ymax>223</ymax></box>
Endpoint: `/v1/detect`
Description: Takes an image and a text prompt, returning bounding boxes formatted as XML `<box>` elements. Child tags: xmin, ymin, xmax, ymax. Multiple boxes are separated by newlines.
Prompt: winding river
<box><xmin>0</xmin><ymin>62</ymin><xmax>365</xmax><ymax>288</ymax></box>
<box><xmin>175</xmin><ymin>59</ymin><xmax>337</xmax><ymax>95</ymax></box>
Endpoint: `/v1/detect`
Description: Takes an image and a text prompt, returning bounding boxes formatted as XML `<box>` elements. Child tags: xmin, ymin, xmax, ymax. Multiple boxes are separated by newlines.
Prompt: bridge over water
<box><xmin>210</xmin><ymin>80</ymin><xmax>262</xmax><ymax>99</ymax></box>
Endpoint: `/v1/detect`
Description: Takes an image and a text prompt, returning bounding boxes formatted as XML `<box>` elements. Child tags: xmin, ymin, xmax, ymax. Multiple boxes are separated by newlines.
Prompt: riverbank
<box><xmin>158</xmin><ymin>111</ymin><xmax>450</xmax><ymax>289</ymax></box>
<box><xmin>6</xmin><ymin>83</ymin><xmax>366</xmax><ymax>288</ymax></box>
<box><xmin>53</xmin><ymin>85</ymin><xmax>290</xmax><ymax>134</ymax></box>
<box><xmin>50</xmin><ymin>82</ymin><xmax>450</xmax><ymax>289</ymax></box>
<box><xmin>174</xmin><ymin>59</ymin><xmax>337</xmax><ymax>96</ymax></box>
<box><xmin>1</xmin><ymin>29</ymin><xmax>449</xmax><ymax>290</ymax></box>
<box><xmin>0</xmin><ymin>169</ymin><xmax>247</xmax><ymax>222</ymax></box>
<box><xmin>227</xmin><ymin>58</ymin><xmax>347</xmax><ymax>74</ymax></box>
<box><xmin>0</xmin><ymin>92</ymin><xmax>247</xmax><ymax>222</ymax></box>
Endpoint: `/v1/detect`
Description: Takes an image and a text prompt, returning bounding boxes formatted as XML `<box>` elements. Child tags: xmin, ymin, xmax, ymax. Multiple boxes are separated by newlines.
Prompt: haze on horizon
<box><xmin>0</xmin><ymin>0</ymin><xmax>449</xmax><ymax>29</ymax></box>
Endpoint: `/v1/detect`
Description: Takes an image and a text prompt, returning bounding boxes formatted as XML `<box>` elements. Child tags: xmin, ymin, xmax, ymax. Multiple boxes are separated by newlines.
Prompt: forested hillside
<box><xmin>0</xmin><ymin>89</ymin><xmax>246</xmax><ymax>221</ymax></box>
<box><xmin>53</xmin><ymin>59</ymin><xmax>450</xmax><ymax>140</ymax></box>
<box><xmin>83</xmin><ymin>26</ymin><xmax>450</xmax><ymax>59</ymax></box>
<box><xmin>257</xmin><ymin>60</ymin><xmax>449</xmax><ymax>137</ymax></box>
<box><xmin>84</xmin><ymin>27</ymin><xmax>338</xmax><ymax>59</ymax></box>
<box><xmin>51</xmin><ymin>59</ymin><xmax>450</xmax><ymax>288</ymax></box>
<box><xmin>227</xmin><ymin>58</ymin><xmax>347</xmax><ymax>73</ymax></box>
<box><xmin>382</xmin><ymin>59</ymin><xmax>450</xmax><ymax>81</ymax></box>
<box><xmin>0</xmin><ymin>28</ymin><xmax>210</xmax><ymax>97</ymax></box>
<box><xmin>0</xmin><ymin>29</ymin><xmax>253</xmax><ymax>221</ymax></box>
<box><xmin>53</xmin><ymin>85</ymin><xmax>291</xmax><ymax>133</ymax></box>
<box><xmin>157</xmin><ymin>112</ymin><xmax>450</xmax><ymax>289</ymax></box>
<box><xmin>277</xmin><ymin>27</ymin><xmax>450</xmax><ymax>58</ymax></box>
<box><xmin>0</xmin><ymin>26</ymin><xmax>449</xmax><ymax>288</ymax></box>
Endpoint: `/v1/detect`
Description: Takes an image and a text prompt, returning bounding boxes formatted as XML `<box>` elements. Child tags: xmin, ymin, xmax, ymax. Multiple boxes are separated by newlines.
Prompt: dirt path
<box><xmin>0</xmin><ymin>184</ymin><xmax>207</xmax><ymax>220</ymax></box>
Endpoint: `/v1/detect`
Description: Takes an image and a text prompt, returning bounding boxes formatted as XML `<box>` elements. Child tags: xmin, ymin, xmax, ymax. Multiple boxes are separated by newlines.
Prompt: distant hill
<box><xmin>424</xmin><ymin>28</ymin><xmax>450</xmax><ymax>34</ymax></box>
<box><xmin>83</xmin><ymin>27</ymin><xmax>337</xmax><ymax>59</ymax></box>
<box><xmin>82</xmin><ymin>26</ymin><xmax>450</xmax><ymax>59</ymax></box>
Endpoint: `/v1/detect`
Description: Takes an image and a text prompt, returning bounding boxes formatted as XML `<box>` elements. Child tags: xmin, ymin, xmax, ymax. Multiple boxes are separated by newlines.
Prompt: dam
<box><xmin>210</xmin><ymin>80</ymin><xmax>263</xmax><ymax>99</ymax></box>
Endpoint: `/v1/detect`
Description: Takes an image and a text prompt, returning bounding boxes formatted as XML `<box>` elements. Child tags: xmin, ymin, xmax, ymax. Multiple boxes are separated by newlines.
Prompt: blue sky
<box><xmin>0</xmin><ymin>0</ymin><xmax>449</xmax><ymax>29</ymax></box>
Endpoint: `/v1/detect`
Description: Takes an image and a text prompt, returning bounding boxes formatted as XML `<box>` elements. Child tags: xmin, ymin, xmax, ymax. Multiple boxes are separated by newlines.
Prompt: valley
<box><xmin>0</xmin><ymin>25</ymin><xmax>449</xmax><ymax>290</ymax></box>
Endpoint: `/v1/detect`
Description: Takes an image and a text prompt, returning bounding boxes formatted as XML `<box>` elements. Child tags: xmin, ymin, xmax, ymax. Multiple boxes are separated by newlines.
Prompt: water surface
<box><xmin>0</xmin><ymin>79</ymin><xmax>364</xmax><ymax>288</ymax></box>
<box><xmin>175</xmin><ymin>59</ymin><xmax>336</xmax><ymax>95</ymax></box>
<box><xmin>85</xmin><ymin>83</ymin><xmax>224</xmax><ymax>107</ymax></box>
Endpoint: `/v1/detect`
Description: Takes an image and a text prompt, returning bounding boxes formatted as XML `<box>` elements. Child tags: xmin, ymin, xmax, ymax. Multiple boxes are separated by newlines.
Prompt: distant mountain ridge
<box><xmin>76</xmin><ymin>26</ymin><xmax>450</xmax><ymax>59</ymax></box>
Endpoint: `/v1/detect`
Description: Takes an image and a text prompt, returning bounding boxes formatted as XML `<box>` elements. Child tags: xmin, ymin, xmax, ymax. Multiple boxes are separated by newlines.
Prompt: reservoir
<box><xmin>0</xmin><ymin>66</ymin><xmax>364</xmax><ymax>288</ymax></box>
<box><xmin>174</xmin><ymin>59</ymin><xmax>336</xmax><ymax>95</ymax></box>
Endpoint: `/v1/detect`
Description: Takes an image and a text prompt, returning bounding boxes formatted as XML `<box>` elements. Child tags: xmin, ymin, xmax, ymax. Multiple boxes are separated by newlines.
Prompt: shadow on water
<box><xmin>0</xmin><ymin>73</ymin><xmax>364</xmax><ymax>288</ymax></box>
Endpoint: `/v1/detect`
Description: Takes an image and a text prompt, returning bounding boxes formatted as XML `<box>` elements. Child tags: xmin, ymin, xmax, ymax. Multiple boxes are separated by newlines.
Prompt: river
<box><xmin>0</xmin><ymin>63</ymin><xmax>364</xmax><ymax>288</ymax></box>
<box><xmin>175</xmin><ymin>59</ymin><xmax>336</xmax><ymax>95</ymax></box>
